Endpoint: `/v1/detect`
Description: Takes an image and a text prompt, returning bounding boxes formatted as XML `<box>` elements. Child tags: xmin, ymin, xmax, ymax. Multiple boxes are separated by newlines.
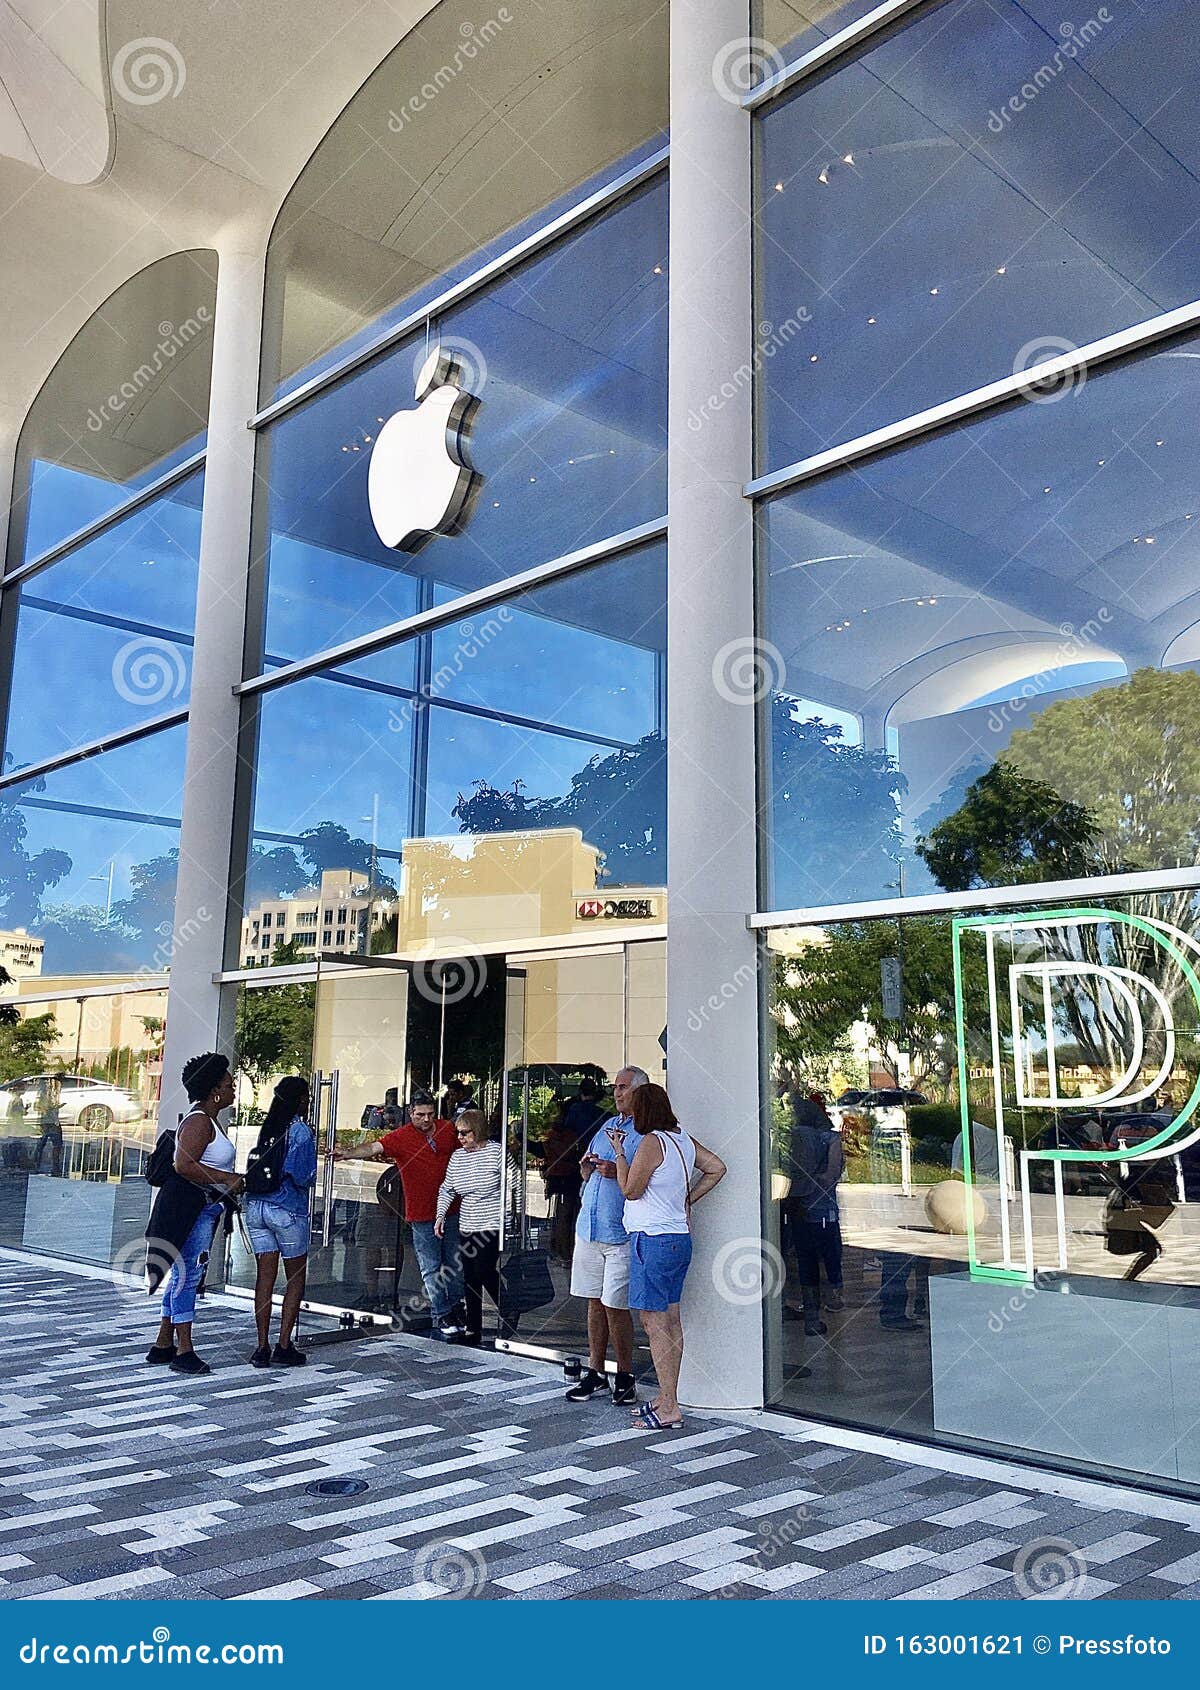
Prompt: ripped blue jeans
<box><xmin>160</xmin><ymin>1200</ymin><xmax>222</xmax><ymax>1325</ymax></box>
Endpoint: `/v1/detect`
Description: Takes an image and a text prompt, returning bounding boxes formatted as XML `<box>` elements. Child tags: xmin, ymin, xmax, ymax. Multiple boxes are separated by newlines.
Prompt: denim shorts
<box><xmin>628</xmin><ymin>1230</ymin><xmax>692</xmax><ymax>1311</ymax></box>
<box><xmin>245</xmin><ymin>1198</ymin><xmax>310</xmax><ymax>1259</ymax></box>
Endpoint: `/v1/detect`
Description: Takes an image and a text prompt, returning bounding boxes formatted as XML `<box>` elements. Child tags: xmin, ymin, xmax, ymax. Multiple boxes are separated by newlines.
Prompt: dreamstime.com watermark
<box><xmin>388</xmin><ymin>12</ymin><xmax>512</xmax><ymax>131</ymax></box>
<box><xmin>111</xmin><ymin>638</ymin><xmax>189</xmax><ymax>706</ymax></box>
<box><xmin>388</xmin><ymin>611</ymin><xmax>512</xmax><ymax>734</ymax></box>
<box><xmin>986</xmin><ymin>11</ymin><xmax>1113</xmax><ymax>133</ymax></box>
<box><xmin>18</xmin><ymin>1628</ymin><xmax>282</xmax><ymax>1667</ymax></box>
<box><xmin>984</xmin><ymin>609</ymin><xmax>1113</xmax><ymax>734</ymax></box>
<box><xmin>87</xmin><ymin>310</ymin><xmax>212</xmax><ymax>434</ymax></box>
<box><xmin>687</xmin><ymin>308</ymin><xmax>812</xmax><ymax>433</ymax></box>
<box><xmin>111</xmin><ymin>38</ymin><xmax>187</xmax><ymax>105</ymax></box>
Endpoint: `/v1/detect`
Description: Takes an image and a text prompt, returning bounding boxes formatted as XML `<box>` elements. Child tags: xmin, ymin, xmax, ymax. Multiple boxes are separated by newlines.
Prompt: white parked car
<box><xmin>0</xmin><ymin>1073</ymin><xmax>143</xmax><ymax>1132</ymax></box>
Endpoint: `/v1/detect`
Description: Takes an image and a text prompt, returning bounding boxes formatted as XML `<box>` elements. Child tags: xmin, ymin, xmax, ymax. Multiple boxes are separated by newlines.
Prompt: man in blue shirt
<box><xmin>566</xmin><ymin>1065</ymin><xmax>648</xmax><ymax>1404</ymax></box>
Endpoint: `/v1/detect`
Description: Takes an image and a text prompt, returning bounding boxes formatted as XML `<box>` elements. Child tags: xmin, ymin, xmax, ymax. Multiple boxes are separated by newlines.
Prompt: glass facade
<box><xmin>754</xmin><ymin>0</ymin><xmax>1200</xmax><ymax>1492</ymax></box>
<box><xmin>7</xmin><ymin>0</ymin><xmax>1200</xmax><ymax>1495</ymax></box>
<box><xmin>7</xmin><ymin>251</ymin><xmax>216</xmax><ymax>566</ymax></box>
<box><xmin>261</xmin><ymin>0</ymin><xmax>668</xmax><ymax>399</ymax></box>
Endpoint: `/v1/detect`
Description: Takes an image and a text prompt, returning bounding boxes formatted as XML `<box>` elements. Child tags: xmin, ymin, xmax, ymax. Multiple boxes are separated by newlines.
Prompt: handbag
<box><xmin>498</xmin><ymin>1244</ymin><xmax>556</xmax><ymax>1315</ymax></box>
<box><xmin>376</xmin><ymin>1164</ymin><xmax>405</xmax><ymax>1218</ymax></box>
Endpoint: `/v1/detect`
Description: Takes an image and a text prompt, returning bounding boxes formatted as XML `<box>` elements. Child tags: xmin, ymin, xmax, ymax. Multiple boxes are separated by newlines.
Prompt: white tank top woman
<box><xmin>623</xmin><ymin>1129</ymin><xmax>696</xmax><ymax>1236</ymax></box>
<box><xmin>185</xmin><ymin>1109</ymin><xmax>236</xmax><ymax>1174</ymax></box>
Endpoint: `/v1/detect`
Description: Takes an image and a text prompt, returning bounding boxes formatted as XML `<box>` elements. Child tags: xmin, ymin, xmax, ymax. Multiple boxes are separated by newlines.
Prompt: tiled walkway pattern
<box><xmin>1</xmin><ymin>1256</ymin><xmax>1199</xmax><ymax>1600</ymax></box>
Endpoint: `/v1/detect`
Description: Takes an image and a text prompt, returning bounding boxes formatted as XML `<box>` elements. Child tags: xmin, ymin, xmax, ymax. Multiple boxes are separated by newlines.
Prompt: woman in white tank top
<box><xmin>611</xmin><ymin>1083</ymin><xmax>727</xmax><ymax>1430</ymax></box>
<box><xmin>148</xmin><ymin>1052</ymin><xmax>243</xmax><ymax>1376</ymax></box>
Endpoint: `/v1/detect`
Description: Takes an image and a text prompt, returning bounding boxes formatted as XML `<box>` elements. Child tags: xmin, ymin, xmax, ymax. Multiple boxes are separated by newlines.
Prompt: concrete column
<box><xmin>159</xmin><ymin>223</ymin><xmax>269</xmax><ymax>1128</ymax></box>
<box><xmin>667</xmin><ymin>0</ymin><xmax>765</xmax><ymax>1409</ymax></box>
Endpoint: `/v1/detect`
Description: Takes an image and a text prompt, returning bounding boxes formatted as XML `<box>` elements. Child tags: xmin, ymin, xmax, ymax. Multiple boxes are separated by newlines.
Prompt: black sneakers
<box><xmin>271</xmin><ymin>1344</ymin><xmax>307</xmax><ymax>1366</ymax></box>
<box><xmin>145</xmin><ymin>1343</ymin><xmax>175</xmax><ymax>1365</ymax></box>
<box><xmin>168</xmin><ymin>1350</ymin><xmax>210</xmax><ymax>1375</ymax></box>
<box><xmin>612</xmin><ymin>1371</ymin><xmax>637</xmax><ymax>1405</ymax></box>
<box><xmin>565</xmin><ymin>1367</ymin><xmax>610</xmax><ymax>1401</ymax></box>
<box><xmin>249</xmin><ymin>1344</ymin><xmax>272</xmax><ymax>1368</ymax></box>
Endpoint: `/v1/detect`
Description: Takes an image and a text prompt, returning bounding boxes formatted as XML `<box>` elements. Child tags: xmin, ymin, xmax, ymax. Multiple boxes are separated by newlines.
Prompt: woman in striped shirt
<box><xmin>435</xmin><ymin>1110</ymin><xmax>506</xmax><ymax>1345</ymax></box>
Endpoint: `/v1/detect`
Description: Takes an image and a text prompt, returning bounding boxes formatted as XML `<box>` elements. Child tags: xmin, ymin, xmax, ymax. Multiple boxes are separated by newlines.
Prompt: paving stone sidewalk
<box><xmin>1</xmin><ymin>1253</ymin><xmax>1198</xmax><ymax>1601</ymax></box>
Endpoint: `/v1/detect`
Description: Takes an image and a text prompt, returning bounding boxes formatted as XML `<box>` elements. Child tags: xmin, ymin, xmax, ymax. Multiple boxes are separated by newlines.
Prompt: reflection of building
<box><xmin>240</xmin><ymin>869</ymin><xmax>396</xmax><ymax>966</ymax></box>
<box><xmin>0</xmin><ymin>929</ymin><xmax>44</xmax><ymax>993</ymax></box>
<box><xmin>396</xmin><ymin>830</ymin><xmax>665</xmax><ymax>953</ymax></box>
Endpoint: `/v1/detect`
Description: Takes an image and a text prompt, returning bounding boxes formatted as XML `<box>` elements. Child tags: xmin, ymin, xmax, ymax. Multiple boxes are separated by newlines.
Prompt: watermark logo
<box><xmin>86</xmin><ymin>309</ymin><xmax>212</xmax><ymax>434</ymax></box>
<box><xmin>411</xmin><ymin>1540</ymin><xmax>488</xmax><ymax>1596</ymax></box>
<box><xmin>712</xmin><ymin>636</ymin><xmax>786</xmax><ymax>705</ymax></box>
<box><xmin>986</xmin><ymin>12</ymin><xmax>1112</xmax><ymax>134</ymax></box>
<box><xmin>687</xmin><ymin>308</ymin><xmax>813</xmax><ymax>432</ymax></box>
<box><xmin>711</xmin><ymin>37</ymin><xmax>786</xmax><ymax>102</ymax></box>
<box><xmin>1013</xmin><ymin>1536</ymin><xmax>1089</xmax><ymax>1597</ymax></box>
<box><xmin>409</xmin><ymin>943</ymin><xmax>488</xmax><ymax>1007</ymax></box>
<box><xmin>112</xmin><ymin>638</ymin><xmax>188</xmax><ymax>706</ymax></box>
<box><xmin>111</xmin><ymin>38</ymin><xmax>187</xmax><ymax>105</ymax></box>
<box><xmin>711</xmin><ymin>1237</ymin><xmax>787</xmax><ymax>1306</ymax></box>
<box><xmin>1013</xmin><ymin>334</ymin><xmax>1088</xmax><ymax>404</ymax></box>
<box><xmin>388</xmin><ymin>12</ymin><xmax>513</xmax><ymax>131</ymax></box>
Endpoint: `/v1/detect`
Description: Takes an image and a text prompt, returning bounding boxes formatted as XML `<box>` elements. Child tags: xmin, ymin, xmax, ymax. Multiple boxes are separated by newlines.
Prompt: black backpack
<box><xmin>244</xmin><ymin>1129</ymin><xmax>289</xmax><ymax>1197</ymax></box>
<box><xmin>146</xmin><ymin>1130</ymin><xmax>176</xmax><ymax>1187</ymax></box>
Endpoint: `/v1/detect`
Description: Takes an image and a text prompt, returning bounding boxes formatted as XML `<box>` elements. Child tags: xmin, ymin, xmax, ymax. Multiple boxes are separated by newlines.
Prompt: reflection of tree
<box><xmin>772</xmin><ymin>919</ymin><xmax>989</xmax><ymax>1098</ymax></box>
<box><xmin>770</xmin><ymin>705</ymin><xmax>905</xmax><ymax>909</ymax></box>
<box><xmin>234</xmin><ymin>939</ymin><xmax>315</xmax><ymax>1085</ymax></box>
<box><xmin>917</xmin><ymin>763</ymin><xmax>1103</xmax><ymax>892</ymax></box>
<box><xmin>453</xmin><ymin>732</ymin><xmax>665</xmax><ymax>884</ymax></box>
<box><xmin>0</xmin><ymin>783</ymin><xmax>70</xmax><ymax>928</ymax></box>
<box><xmin>914</xmin><ymin>670</ymin><xmax>1200</xmax><ymax>1082</ymax></box>
<box><xmin>0</xmin><ymin>1011</ymin><xmax>57</xmax><ymax>1082</ymax></box>
<box><xmin>245</xmin><ymin>823</ymin><xmax>398</xmax><ymax>904</ymax></box>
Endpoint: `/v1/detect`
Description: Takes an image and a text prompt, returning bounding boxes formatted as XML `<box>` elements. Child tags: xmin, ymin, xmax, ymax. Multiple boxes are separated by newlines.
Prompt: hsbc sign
<box><xmin>576</xmin><ymin>897</ymin><xmax>657</xmax><ymax>921</ymax></box>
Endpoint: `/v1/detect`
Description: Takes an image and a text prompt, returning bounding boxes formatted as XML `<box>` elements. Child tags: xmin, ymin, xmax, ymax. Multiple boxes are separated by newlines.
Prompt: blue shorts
<box><xmin>629</xmin><ymin>1230</ymin><xmax>692</xmax><ymax>1311</ymax></box>
<box><xmin>245</xmin><ymin>1199</ymin><xmax>310</xmax><ymax>1259</ymax></box>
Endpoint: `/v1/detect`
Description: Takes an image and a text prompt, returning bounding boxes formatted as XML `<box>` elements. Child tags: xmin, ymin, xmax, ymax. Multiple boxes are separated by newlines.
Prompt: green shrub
<box><xmin>906</xmin><ymin>1102</ymin><xmax>961</xmax><ymax>1142</ymax></box>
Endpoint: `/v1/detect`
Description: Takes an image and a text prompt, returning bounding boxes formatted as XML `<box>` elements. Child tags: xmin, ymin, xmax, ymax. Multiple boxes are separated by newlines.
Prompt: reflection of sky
<box><xmin>20</xmin><ymin>437</ymin><xmax>205</xmax><ymax>564</ymax></box>
<box><xmin>6</xmin><ymin>477</ymin><xmax>203</xmax><ymax>770</ymax></box>
<box><xmin>8</xmin><ymin>726</ymin><xmax>186</xmax><ymax>968</ymax></box>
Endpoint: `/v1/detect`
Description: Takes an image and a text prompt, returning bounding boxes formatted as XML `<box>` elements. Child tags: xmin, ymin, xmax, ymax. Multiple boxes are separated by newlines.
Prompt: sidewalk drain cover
<box><xmin>307</xmin><ymin>1478</ymin><xmax>369</xmax><ymax>1497</ymax></box>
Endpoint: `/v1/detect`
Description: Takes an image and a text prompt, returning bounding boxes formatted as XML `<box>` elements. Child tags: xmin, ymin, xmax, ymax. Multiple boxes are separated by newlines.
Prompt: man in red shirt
<box><xmin>344</xmin><ymin>1090</ymin><xmax>464</xmax><ymax>1339</ymax></box>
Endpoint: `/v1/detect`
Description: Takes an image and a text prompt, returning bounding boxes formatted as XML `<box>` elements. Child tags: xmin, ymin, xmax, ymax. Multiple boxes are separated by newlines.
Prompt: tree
<box><xmin>0</xmin><ymin>781</ymin><xmax>71</xmax><ymax>929</ymax></box>
<box><xmin>37</xmin><ymin>904</ymin><xmax>140</xmax><ymax>972</ymax></box>
<box><xmin>916</xmin><ymin>762</ymin><xmax>1104</xmax><ymax>892</ymax></box>
<box><xmin>234</xmin><ymin>939</ymin><xmax>315</xmax><ymax>1085</ymax></box>
<box><xmin>0</xmin><ymin>1011</ymin><xmax>57</xmax><ymax>1082</ymax></box>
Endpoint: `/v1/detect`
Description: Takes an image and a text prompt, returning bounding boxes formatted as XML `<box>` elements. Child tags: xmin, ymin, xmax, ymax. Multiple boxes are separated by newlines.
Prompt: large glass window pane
<box><xmin>0</xmin><ymin>726</ymin><xmax>186</xmax><ymax>980</ymax></box>
<box><xmin>0</xmin><ymin>985</ymin><xmax>169</xmax><ymax>1264</ymax></box>
<box><xmin>9</xmin><ymin>252</ymin><xmax>216</xmax><ymax>564</ymax></box>
<box><xmin>765</xmin><ymin>889</ymin><xmax>1200</xmax><ymax>1489</ymax></box>
<box><xmin>761</xmin><ymin>334</ymin><xmax>1200</xmax><ymax>912</ymax></box>
<box><xmin>4</xmin><ymin>474</ymin><xmax>203</xmax><ymax>770</ymax></box>
<box><xmin>756</xmin><ymin>0</ymin><xmax>1200</xmax><ymax>466</ymax></box>
<box><xmin>238</xmin><ymin>544</ymin><xmax>666</xmax><ymax>963</ymax></box>
<box><xmin>263</xmin><ymin>0</ymin><xmax>668</xmax><ymax>400</ymax></box>
<box><xmin>755</xmin><ymin>0</ymin><xmax>887</xmax><ymax>69</ymax></box>
<box><xmin>253</xmin><ymin>179</ymin><xmax>667</xmax><ymax>670</ymax></box>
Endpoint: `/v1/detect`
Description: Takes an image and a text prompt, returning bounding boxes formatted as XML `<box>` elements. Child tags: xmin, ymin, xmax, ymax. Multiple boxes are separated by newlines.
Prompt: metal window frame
<box><xmin>0</xmin><ymin>708</ymin><xmax>189</xmax><ymax>793</ymax></box>
<box><xmin>4</xmin><ymin>451</ymin><xmax>207</xmax><ymax>587</ymax></box>
<box><xmin>750</xmin><ymin>866</ymin><xmax>1200</xmax><ymax>933</ymax></box>
<box><xmin>249</xmin><ymin>145</ymin><xmax>670</xmax><ymax>432</ymax></box>
<box><xmin>745</xmin><ymin>0</ymin><xmax>937</xmax><ymax>110</ymax></box>
<box><xmin>235</xmin><ymin>517</ymin><xmax>668</xmax><ymax>698</ymax></box>
<box><xmin>11</xmin><ymin>974</ymin><xmax>170</xmax><ymax>1007</ymax></box>
<box><xmin>746</xmin><ymin>295</ymin><xmax>1200</xmax><ymax>502</ymax></box>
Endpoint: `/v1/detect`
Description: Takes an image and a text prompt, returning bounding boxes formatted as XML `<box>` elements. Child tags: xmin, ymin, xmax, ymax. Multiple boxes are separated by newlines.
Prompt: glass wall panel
<box><xmin>0</xmin><ymin>727</ymin><xmax>186</xmax><ymax>981</ymax></box>
<box><xmin>3</xmin><ymin>473</ymin><xmax>203</xmax><ymax>769</ymax></box>
<box><xmin>0</xmin><ymin>985</ymin><xmax>167</xmax><ymax>1266</ymax></box>
<box><xmin>252</xmin><ymin>179</ymin><xmax>667</xmax><ymax>670</ymax></box>
<box><xmin>756</xmin><ymin>0</ymin><xmax>1200</xmax><ymax>466</ymax></box>
<box><xmin>761</xmin><ymin>333</ymin><xmax>1200</xmax><ymax>912</ymax></box>
<box><xmin>9</xmin><ymin>252</ymin><xmax>216</xmax><ymax>565</ymax></box>
<box><xmin>263</xmin><ymin>0</ymin><xmax>668</xmax><ymax>399</ymax></box>
<box><xmin>755</xmin><ymin>0</ymin><xmax>886</xmax><ymax>69</ymax></box>
<box><xmin>237</xmin><ymin>544</ymin><xmax>666</xmax><ymax>965</ymax></box>
<box><xmin>764</xmin><ymin>889</ymin><xmax>1200</xmax><ymax>1488</ymax></box>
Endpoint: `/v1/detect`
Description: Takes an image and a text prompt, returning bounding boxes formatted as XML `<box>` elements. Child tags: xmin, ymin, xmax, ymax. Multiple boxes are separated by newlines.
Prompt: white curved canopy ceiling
<box><xmin>0</xmin><ymin>0</ymin><xmax>109</xmax><ymax>184</ymax></box>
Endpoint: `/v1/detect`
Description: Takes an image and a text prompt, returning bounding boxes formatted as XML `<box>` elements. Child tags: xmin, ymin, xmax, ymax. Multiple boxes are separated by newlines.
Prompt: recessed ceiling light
<box><xmin>842</xmin><ymin>153</ymin><xmax>854</xmax><ymax>165</ymax></box>
<box><xmin>867</xmin><ymin>316</ymin><xmax>876</xmax><ymax>324</ymax></box>
<box><xmin>810</xmin><ymin>354</ymin><xmax>819</xmax><ymax>363</ymax></box>
<box><xmin>930</xmin><ymin>287</ymin><xmax>939</xmax><ymax>295</ymax></box>
<box><xmin>996</xmin><ymin>266</ymin><xmax>1006</xmax><ymax>275</ymax></box>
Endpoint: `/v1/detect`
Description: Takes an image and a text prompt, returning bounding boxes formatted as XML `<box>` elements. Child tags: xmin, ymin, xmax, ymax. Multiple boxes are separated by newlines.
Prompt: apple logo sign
<box><xmin>368</xmin><ymin>346</ymin><xmax>480</xmax><ymax>551</ymax></box>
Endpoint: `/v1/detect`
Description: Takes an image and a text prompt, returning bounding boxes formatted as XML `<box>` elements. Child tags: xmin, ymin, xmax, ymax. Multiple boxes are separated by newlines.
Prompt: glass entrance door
<box><xmin>498</xmin><ymin>938</ymin><xmax>666</xmax><ymax>1361</ymax></box>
